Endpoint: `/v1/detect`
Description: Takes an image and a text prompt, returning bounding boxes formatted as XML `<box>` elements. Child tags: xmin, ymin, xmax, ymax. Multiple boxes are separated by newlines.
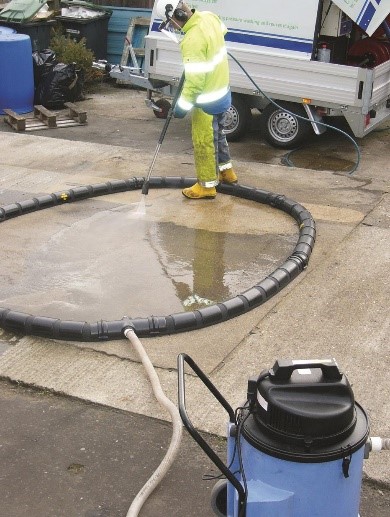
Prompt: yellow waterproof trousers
<box><xmin>191</xmin><ymin>107</ymin><xmax>232</xmax><ymax>187</ymax></box>
<box><xmin>191</xmin><ymin>108</ymin><xmax>216</xmax><ymax>185</ymax></box>
<box><xmin>191</xmin><ymin>108</ymin><xmax>232</xmax><ymax>186</ymax></box>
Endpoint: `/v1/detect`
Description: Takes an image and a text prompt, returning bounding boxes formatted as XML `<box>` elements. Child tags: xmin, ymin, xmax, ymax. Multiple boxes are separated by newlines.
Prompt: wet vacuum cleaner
<box><xmin>178</xmin><ymin>356</ymin><xmax>370</xmax><ymax>517</ymax></box>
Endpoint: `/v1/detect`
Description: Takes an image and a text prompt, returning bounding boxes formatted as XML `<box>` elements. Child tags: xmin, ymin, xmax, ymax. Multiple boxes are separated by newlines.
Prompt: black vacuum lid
<box><xmin>246</xmin><ymin>359</ymin><xmax>367</xmax><ymax>454</ymax></box>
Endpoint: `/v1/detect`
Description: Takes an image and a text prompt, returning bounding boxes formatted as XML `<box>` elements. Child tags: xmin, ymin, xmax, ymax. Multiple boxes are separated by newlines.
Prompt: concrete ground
<box><xmin>0</xmin><ymin>81</ymin><xmax>389</xmax><ymax>515</ymax></box>
<box><xmin>1</xmin><ymin>380</ymin><xmax>389</xmax><ymax>517</ymax></box>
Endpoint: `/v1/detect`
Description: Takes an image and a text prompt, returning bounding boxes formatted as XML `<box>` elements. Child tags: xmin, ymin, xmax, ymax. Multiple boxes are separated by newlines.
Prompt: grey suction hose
<box><xmin>142</xmin><ymin>72</ymin><xmax>186</xmax><ymax>195</ymax></box>
<box><xmin>227</xmin><ymin>51</ymin><xmax>361</xmax><ymax>175</ymax></box>
<box><xmin>124</xmin><ymin>327</ymin><xmax>183</xmax><ymax>516</ymax></box>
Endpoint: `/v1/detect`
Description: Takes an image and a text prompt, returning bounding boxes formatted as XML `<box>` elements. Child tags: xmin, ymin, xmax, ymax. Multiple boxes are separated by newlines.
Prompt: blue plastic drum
<box><xmin>0</xmin><ymin>25</ymin><xmax>16</xmax><ymax>35</ymax></box>
<box><xmin>0</xmin><ymin>33</ymin><xmax>34</xmax><ymax>115</ymax></box>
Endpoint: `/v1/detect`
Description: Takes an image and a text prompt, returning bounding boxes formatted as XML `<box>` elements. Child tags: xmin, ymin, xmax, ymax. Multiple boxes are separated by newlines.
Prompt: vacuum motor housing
<box><xmin>226</xmin><ymin>359</ymin><xmax>369</xmax><ymax>517</ymax></box>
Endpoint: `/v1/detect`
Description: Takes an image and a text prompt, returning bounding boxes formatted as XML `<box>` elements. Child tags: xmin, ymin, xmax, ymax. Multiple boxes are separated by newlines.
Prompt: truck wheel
<box><xmin>223</xmin><ymin>95</ymin><xmax>251</xmax><ymax>141</ymax></box>
<box><xmin>260</xmin><ymin>101</ymin><xmax>311</xmax><ymax>149</ymax></box>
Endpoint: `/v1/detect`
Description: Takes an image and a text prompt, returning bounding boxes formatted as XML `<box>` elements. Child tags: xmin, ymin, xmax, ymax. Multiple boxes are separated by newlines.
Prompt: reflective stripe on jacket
<box><xmin>178</xmin><ymin>10</ymin><xmax>231</xmax><ymax>115</ymax></box>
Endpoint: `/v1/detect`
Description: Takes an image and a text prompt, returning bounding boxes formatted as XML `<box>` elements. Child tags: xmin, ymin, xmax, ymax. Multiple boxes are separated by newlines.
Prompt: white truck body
<box><xmin>112</xmin><ymin>0</ymin><xmax>390</xmax><ymax>147</ymax></box>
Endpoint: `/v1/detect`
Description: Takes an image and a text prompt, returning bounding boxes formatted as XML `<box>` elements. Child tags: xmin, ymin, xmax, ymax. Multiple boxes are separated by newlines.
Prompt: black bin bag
<box><xmin>32</xmin><ymin>49</ymin><xmax>57</xmax><ymax>86</ymax></box>
<box><xmin>34</xmin><ymin>62</ymin><xmax>84</xmax><ymax>109</ymax></box>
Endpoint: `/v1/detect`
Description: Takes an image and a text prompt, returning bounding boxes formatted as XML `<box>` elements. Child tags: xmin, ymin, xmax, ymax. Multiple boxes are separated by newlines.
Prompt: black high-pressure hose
<box><xmin>141</xmin><ymin>72</ymin><xmax>186</xmax><ymax>195</ymax></box>
<box><xmin>227</xmin><ymin>51</ymin><xmax>361</xmax><ymax>175</ymax></box>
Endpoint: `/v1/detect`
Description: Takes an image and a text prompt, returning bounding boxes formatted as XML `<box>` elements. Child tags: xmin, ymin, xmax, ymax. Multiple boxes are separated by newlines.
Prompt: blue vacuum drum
<box><xmin>227</xmin><ymin>360</ymin><xmax>369</xmax><ymax>516</ymax></box>
<box><xmin>177</xmin><ymin>355</ymin><xmax>369</xmax><ymax>517</ymax></box>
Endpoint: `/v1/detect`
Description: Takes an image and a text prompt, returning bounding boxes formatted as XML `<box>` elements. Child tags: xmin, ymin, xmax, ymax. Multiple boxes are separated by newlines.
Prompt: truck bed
<box><xmin>146</xmin><ymin>36</ymin><xmax>390</xmax><ymax>110</ymax></box>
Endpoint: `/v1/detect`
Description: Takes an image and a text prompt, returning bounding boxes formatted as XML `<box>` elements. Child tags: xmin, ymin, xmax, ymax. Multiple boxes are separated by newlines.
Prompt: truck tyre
<box><xmin>223</xmin><ymin>94</ymin><xmax>251</xmax><ymax>141</ymax></box>
<box><xmin>260</xmin><ymin>101</ymin><xmax>312</xmax><ymax>149</ymax></box>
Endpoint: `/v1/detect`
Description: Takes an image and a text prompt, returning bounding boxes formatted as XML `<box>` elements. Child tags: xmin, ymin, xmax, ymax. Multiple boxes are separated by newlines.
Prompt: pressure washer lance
<box><xmin>141</xmin><ymin>72</ymin><xmax>186</xmax><ymax>196</ymax></box>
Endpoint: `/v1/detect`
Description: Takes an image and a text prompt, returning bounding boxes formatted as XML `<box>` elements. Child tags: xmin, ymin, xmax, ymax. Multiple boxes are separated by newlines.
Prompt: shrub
<box><xmin>50</xmin><ymin>27</ymin><xmax>104</xmax><ymax>88</ymax></box>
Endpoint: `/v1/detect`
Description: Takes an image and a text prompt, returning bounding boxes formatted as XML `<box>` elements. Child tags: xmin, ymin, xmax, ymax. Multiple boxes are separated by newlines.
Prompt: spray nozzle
<box><xmin>141</xmin><ymin>181</ymin><xmax>150</xmax><ymax>196</ymax></box>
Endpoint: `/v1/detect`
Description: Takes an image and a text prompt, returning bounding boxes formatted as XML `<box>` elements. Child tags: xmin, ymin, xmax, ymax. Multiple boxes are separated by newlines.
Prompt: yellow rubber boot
<box><xmin>219</xmin><ymin>168</ymin><xmax>238</xmax><ymax>184</ymax></box>
<box><xmin>182</xmin><ymin>183</ymin><xmax>216</xmax><ymax>199</ymax></box>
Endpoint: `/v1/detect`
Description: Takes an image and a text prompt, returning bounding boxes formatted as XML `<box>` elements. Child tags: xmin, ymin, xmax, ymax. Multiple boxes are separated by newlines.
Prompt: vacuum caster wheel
<box><xmin>210</xmin><ymin>479</ymin><xmax>227</xmax><ymax>516</ymax></box>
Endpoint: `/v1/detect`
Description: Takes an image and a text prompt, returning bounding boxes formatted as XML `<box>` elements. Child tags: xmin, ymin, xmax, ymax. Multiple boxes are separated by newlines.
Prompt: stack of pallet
<box><xmin>3</xmin><ymin>102</ymin><xmax>87</xmax><ymax>132</ymax></box>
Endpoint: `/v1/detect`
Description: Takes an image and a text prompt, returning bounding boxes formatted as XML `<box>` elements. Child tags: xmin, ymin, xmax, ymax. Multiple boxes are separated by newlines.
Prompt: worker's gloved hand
<box><xmin>173</xmin><ymin>105</ymin><xmax>187</xmax><ymax>119</ymax></box>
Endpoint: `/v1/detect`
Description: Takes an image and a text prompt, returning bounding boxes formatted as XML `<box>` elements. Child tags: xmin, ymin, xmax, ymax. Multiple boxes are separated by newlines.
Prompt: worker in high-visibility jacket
<box><xmin>156</xmin><ymin>0</ymin><xmax>238</xmax><ymax>199</ymax></box>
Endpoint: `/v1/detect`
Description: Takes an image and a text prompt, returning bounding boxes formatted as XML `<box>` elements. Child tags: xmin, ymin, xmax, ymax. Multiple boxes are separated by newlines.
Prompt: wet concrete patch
<box><xmin>281</xmin><ymin>148</ymin><xmax>356</xmax><ymax>172</ymax></box>
<box><xmin>230</xmin><ymin>136</ymin><xmax>282</xmax><ymax>165</ymax></box>
<box><xmin>0</xmin><ymin>193</ymin><xmax>297</xmax><ymax>321</ymax></box>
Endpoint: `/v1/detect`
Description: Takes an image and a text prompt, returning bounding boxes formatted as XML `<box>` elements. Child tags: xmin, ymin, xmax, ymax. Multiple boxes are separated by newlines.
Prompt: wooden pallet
<box><xmin>3</xmin><ymin>103</ymin><xmax>87</xmax><ymax>132</ymax></box>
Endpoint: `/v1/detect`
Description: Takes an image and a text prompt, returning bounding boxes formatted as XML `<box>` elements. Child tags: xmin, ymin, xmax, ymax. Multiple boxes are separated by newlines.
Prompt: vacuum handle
<box><xmin>178</xmin><ymin>353</ymin><xmax>235</xmax><ymax>422</ymax></box>
<box><xmin>270</xmin><ymin>359</ymin><xmax>342</xmax><ymax>381</ymax></box>
<box><xmin>177</xmin><ymin>353</ymin><xmax>246</xmax><ymax>513</ymax></box>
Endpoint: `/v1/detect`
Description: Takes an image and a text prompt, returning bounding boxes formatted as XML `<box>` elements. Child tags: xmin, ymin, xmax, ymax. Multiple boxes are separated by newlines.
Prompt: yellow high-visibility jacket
<box><xmin>177</xmin><ymin>10</ymin><xmax>231</xmax><ymax>115</ymax></box>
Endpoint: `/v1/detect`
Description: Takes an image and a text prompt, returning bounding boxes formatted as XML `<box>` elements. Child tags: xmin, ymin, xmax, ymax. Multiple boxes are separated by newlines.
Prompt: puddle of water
<box><xmin>288</xmin><ymin>153</ymin><xmax>355</xmax><ymax>172</ymax></box>
<box><xmin>0</xmin><ymin>206</ymin><xmax>296</xmax><ymax>321</ymax></box>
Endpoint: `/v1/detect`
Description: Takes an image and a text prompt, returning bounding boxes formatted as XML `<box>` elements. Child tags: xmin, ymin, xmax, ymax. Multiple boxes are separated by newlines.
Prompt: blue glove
<box><xmin>173</xmin><ymin>105</ymin><xmax>187</xmax><ymax>119</ymax></box>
